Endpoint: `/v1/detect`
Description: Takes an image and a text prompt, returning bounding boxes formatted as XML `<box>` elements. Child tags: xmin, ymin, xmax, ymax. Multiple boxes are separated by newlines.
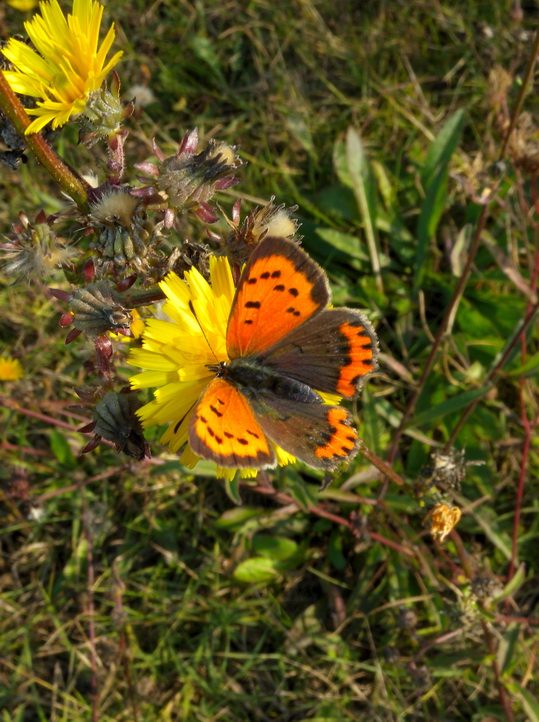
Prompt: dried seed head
<box><xmin>158</xmin><ymin>140</ymin><xmax>242</xmax><ymax>211</ymax></box>
<box><xmin>135</xmin><ymin>130</ymin><xmax>243</xmax><ymax>227</ymax></box>
<box><xmin>471</xmin><ymin>576</ymin><xmax>503</xmax><ymax>600</ymax></box>
<box><xmin>92</xmin><ymin>391</ymin><xmax>149</xmax><ymax>461</ymax></box>
<box><xmin>0</xmin><ymin>211</ymin><xmax>75</xmax><ymax>282</ymax></box>
<box><xmin>224</xmin><ymin>198</ymin><xmax>299</xmax><ymax>265</ymax></box>
<box><xmin>69</xmin><ymin>282</ymin><xmax>133</xmax><ymax>337</ymax></box>
<box><xmin>126</xmin><ymin>84</ymin><xmax>156</xmax><ymax>109</ymax></box>
<box><xmin>421</xmin><ymin>448</ymin><xmax>468</xmax><ymax>491</ymax></box>
<box><xmin>88</xmin><ymin>185</ymin><xmax>155</xmax><ymax>272</ymax></box>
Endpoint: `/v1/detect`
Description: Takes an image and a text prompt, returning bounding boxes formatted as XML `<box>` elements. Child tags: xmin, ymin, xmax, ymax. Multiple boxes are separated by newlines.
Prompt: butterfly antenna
<box><xmin>188</xmin><ymin>300</ymin><xmax>219</xmax><ymax>362</ymax></box>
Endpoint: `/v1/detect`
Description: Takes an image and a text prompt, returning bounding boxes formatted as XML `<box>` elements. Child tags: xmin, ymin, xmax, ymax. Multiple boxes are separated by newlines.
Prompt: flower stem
<box><xmin>358</xmin><ymin>440</ymin><xmax>405</xmax><ymax>487</ymax></box>
<box><xmin>0</xmin><ymin>71</ymin><xmax>90</xmax><ymax>212</ymax></box>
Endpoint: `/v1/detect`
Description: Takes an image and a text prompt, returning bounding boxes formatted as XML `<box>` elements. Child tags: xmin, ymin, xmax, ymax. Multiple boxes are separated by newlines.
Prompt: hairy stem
<box><xmin>0</xmin><ymin>71</ymin><xmax>90</xmax><ymax>211</ymax></box>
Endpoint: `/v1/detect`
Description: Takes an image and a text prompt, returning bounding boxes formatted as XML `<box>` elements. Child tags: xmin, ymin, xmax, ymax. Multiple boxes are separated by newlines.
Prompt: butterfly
<box><xmin>188</xmin><ymin>235</ymin><xmax>378</xmax><ymax>470</ymax></box>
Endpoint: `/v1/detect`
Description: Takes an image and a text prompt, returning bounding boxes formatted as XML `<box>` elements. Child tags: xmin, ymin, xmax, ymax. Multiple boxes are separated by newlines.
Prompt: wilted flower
<box><xmin>2</xmin><ymin>0</ymin><xmax>122</xmax><ymax>134</ymax></box>
<box><xmin>0</xmin><ymin>210</ymin><xmax>75</xmax><ymax>282</ymax></box>
<box><xmin>134</xmin><ymin>128</ymin><xmax>243</xmax><ymax>228</ymax></box>
<box><xmin>424</xmin><ymin>502</ymin><xmax>462</xmax><ymax>542</ymax></box>
<box><xmin>0</xmin><ymin>354</ymin><xmax>24</xmax><ymax>381</ymax></box>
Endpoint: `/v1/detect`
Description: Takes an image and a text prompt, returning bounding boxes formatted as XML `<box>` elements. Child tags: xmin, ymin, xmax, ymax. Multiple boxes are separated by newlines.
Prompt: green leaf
<box><xmin>328</xmin><ymin>531</ymin><xmax>346</xmax><ymax>571</ymax></box>
<box><xmin>415</xmin><ymin>109</ymin><xmax>466</xmax><ymax>290</ymax></box>
<box><xmin>287</xmin><ymin>476</ymin><xmax>318</xmax><ymax>511</ymax></box>
<box><xmin>492</xmin><ymin>563</ymin><xmax>526</xmax><ymax>602</ymax></box>
<box><xmin>286</xmin><ymin>113</ymin><xmax>315</xmax><ymax>157</ymax></box>
<box><xmin>422</xmin><ymin>108</ymin><xmax>466</xmax><ymax>188</ymax></box>
<box><xmin>332</xmin><ymin>136</ymin><xmax>352</xmax><ymax>188</ymax></box>
<box><xmin>233</xmin><ymin>557</ymin><xmax>280</xmax><ymax>584</ymax></box>
<box><xmin>214</xmin><ymin>507</ymin><xmax>265</xmax><ymax>531</ymax></box>
<box><xmin>224</xmin><ymin>476</ymin><xmax>242</xmax><ymax>505</ymax></box>
<box><xmin>189</xmin><ymin>36</ymin><xmax>226</xmax><ymax>84</ymax></box>
<box><xmin>50</xmin><ymin>429</ymin><xmax>76</xmax><ymax>469</ymax></box>
<box><xmin>498</xmin><ymin>623</ymin><xmax>521</xmax><ymax>676</ymax></box>
<box><xmin>251</xmin><ymin>534</ymin><xmax>298</xmax><ymax>561</ymax></box>
<box><xmin>505</xmin><ymin>682</ymin><xmax>539</xmax><ymax>722</ymax></box>
<box><xmin>314</xmin><ymin>227</ymin><xmax>369</xmax><ymax>261</ymax></box>
<box><xmin>415</xmin><ymin>167</ymin><xmax>449</xmax><ymax>290</ymax></box>
<box><xmin>372</xmin><ymin>160</ymin><xmax>396</xmax><ymax>211</ymax></box>
<box><xmin>412</xmin><ymin>386</ymin><xmax>492</xmax><ymax>428</ymax></box>
<box><xmin>507</xmin><ymin>352</ymin><xmax>539</xmax><ymax>378</ymax></box>
<box><xmin>345</xmin><ymin>127</ymin><xmax>382</xmax><ymax>289</ymax></box>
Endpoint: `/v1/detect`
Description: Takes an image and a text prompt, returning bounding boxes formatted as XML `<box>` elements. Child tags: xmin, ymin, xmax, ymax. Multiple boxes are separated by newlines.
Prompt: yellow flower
<box><xmin>2</xmin><ymin>0</ymin><xmax>122</xmax><ymax>134</ymax></box>
<box><xmin>0</xmin><ymin>355</ymin><xmax>24</xmax><ymax>381</ymax></box>
<box><xmin>7</xmin><ymin>0</ymin><xmax>39</xmax><ymax>10</ymax></box>
<box><xmin>128</xmin><ymin>256</ymin><xmax>296</xmax><ymax>478</ymax></box>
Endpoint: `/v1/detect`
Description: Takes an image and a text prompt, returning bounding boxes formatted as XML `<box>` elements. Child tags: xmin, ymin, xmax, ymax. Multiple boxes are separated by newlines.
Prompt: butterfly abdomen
<box><xmin>220</xmin><ymin>358</ymin><xmax>322</xmax><ymax>404</ymax></box>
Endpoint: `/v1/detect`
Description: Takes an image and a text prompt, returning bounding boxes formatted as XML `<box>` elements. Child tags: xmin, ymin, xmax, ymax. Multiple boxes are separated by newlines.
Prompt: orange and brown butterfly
<box><xmin>129</xmin><ymin>235</ymin><xmax>378</xmax><ymax>473</ymax></box>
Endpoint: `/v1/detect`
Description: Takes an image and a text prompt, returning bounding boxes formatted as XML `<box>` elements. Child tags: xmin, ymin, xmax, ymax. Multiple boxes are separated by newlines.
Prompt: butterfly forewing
<box><xmin>189</xmin><ymin>378</ymin><xmax>276</xmax><ymax>468</ymax></box>
<box><xmin>261</xmin><ymin>308</ymin><xmax>378</xmax><ymax>399</ymax></box>
<box><xmin>226</xmin><ymin>236</ymin><xmax>330</xmax><ymax>359</ymax></box>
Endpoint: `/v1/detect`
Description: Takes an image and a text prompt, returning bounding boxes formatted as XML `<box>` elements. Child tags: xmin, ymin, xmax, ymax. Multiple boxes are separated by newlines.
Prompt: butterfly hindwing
<box><xmin>189</xmin><ymin>378</ymin><xmax>276</xmax><ymax>468</ymax></box>
<box><xmin>261</xmin><ymin>308</ymin><xmax>378</xmax><ymax>399</ymax></box>
<box><xmin>248</xmin><ymin>391</ymin><xmax>360</xmax><ymax>470</ymax></box>
<box><xmin>226</xmin><ymin>236</ymin><xmax>330</xmax><ymax>359</ymax></box>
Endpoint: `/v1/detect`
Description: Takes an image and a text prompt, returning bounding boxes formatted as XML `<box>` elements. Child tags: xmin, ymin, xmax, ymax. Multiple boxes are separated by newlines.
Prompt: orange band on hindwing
<box><xmin>336</xmin><ymin>319</ymin><xmax>377</xmax><ymax>398</ymax></box>
<box><xmin>314</xmin><ymin>407</ymin><xmax>359</xmax><ymax>463</ymax></box>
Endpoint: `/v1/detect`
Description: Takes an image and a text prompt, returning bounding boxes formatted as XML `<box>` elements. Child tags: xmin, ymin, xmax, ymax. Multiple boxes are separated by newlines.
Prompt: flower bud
<box><xmin>69</xmin><ymin>282</ymin><xmax>132</xmax><ymax>337</ymax></box>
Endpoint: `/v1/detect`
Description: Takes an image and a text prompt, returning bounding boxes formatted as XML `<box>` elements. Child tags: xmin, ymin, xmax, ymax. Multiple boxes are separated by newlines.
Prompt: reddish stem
<box><xmin>508</xmin><ymin>205</ymin><xmax>539</xmax><ymax>581</ymax></box>
<box><xmin>247</xmin><ymin>482</ymin><xmax>415</xmax><ymax>557</ymax></box>
<box><xmin>0</xmin><ymin>71</ymin><xmax>90</xmax><ymax>210</ymax></box>
<box><xmin>80</xmin><ymin>486</ymin><xmax>99</xmax><ymax>722</ymax></box>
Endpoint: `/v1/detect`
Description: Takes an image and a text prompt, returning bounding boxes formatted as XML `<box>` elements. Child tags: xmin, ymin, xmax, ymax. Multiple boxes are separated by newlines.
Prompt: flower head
<box><xmin>7</xmin><ymin>0</ymin><xmax>39</xmax><ymax>10</ymax></box>
<box><xmin>0</xmin><ymin>210</ymin><xmax>75</xmax><ymax>282</ymax></box>
<box><xmin>218</xmin><ymin>198</ymin><xmax>299</xmax><ymax>266</ymax></box>
<box><xmin>424</xmin><ymin>502</ymin><xmax>462</xmax><ymax>543</ymax></box>
<box><xmin>128</xmin><ymin>255</ymin><xmax>295</xmax><ymax>477</ymax></box>
<box><xmin>88</xmin><ymin>185</ymin><xmax>154</xmax><ymax>272</ymax></box>
<box><xmin>134</xmin><ymin>129</ymin><xmax>243</xmax><ymax>228</ymax></box>
<box><xmin>0</xmin><ymin>355</ymin><xmax>24</xmax><ymax>381</ymax></box>
<box><xmin>2</xmin><ymin>0</ymin><xmax>123</xmax><ymax>134</ymax></box>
